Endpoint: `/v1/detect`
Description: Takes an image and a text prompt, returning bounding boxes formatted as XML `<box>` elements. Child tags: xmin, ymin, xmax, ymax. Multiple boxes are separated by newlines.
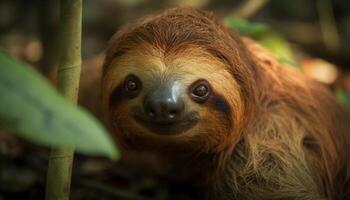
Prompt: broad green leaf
<box><xmin>336</xmin><ymin>88</ymin><xmax>350</xmax><ymax>109</ymax></box>
<box><xmin>0</xmin><ymin>51</ymin><xmax>118</xmax><ymax>160</ymax></box>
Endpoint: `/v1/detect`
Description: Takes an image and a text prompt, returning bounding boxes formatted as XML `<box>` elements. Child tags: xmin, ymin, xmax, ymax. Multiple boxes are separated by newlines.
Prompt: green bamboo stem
<box><xmin>45</xmin><ymin>0</ymin><xmax>82</xmax><ymax>200</ymax></box>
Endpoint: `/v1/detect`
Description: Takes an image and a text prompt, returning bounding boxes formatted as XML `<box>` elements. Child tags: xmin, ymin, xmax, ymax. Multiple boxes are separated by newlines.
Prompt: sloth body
<box><xmin>101</xmin><ymin>8</ymin><xmax>350</xmax><ymax>200</ymax></box>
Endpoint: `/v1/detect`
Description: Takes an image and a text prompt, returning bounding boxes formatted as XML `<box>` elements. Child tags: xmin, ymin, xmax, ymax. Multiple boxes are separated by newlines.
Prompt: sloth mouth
<box><xmin>133</xmin><ymin>110</ymin><xmax>199</xmax><ymax>136</ymax></box>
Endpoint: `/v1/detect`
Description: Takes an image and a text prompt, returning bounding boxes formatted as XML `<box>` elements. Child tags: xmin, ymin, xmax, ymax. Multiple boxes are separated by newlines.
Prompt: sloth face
<box><xmin>102</xmin><ymin>44</ymin><xmax>243</xmax><ymax>150</ymax></box>
<box><xmin>123</xmin><ymin>74</ymin><xmax>207</xmax><ymax>135</ymax></box>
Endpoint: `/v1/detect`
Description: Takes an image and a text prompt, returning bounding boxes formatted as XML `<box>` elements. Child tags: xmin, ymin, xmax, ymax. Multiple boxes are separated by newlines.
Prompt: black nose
<box><xmin>143</xmin><ymin>86</ymin><xmax>184</xmax><ymax>123</ymax></box>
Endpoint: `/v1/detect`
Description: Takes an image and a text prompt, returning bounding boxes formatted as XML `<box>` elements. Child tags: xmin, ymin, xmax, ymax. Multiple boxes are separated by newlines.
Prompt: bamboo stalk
<box><xmin>45</xmin><ymin>0</ymin><xmax>82</xmax><ymax>200</ymax></box>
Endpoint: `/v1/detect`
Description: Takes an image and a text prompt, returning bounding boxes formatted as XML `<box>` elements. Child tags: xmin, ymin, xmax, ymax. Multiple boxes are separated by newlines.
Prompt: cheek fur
<box><xmin>191</xmin><ymin>110</ymin><xmax>232</xmax><ymax>152</ymax></box>
<box><xmin>109</xmin><ymin>83</ymin><xmax>126</xmax><ymax>107</ymax></box>
<box><xmin>208</xmin><ymin>93</ymin><xmax>232</xmax><ymax>128</ymax></box>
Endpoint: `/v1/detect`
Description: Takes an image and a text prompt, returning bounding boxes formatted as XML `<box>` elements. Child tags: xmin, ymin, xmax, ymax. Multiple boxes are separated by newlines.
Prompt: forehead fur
<box><xmin>103</xmin><ymin>7</ymin><xmax>256</xmax><ymax>77</ymax></box>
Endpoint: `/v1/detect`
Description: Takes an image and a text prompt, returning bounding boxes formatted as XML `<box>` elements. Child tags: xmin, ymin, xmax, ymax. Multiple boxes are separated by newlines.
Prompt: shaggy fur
<box><xmin>101</xmin><ymin>7</ymin><xmax>350</xmax><ymax>199</ymax></box>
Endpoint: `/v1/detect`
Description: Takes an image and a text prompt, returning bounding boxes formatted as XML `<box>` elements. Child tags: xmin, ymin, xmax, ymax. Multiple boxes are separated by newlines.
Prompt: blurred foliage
<box><xmin>0</xmin><ymin>51</ymin><xmax>118</xmax><ymax>159</ymax></box>
<box><xmin>258</xmin><ymin>34</ymin><xmax>300</xmax><ymax>68</ymax></box>
<box><xmin>225</xmin><ymin>18</ymin><xmax>350</xmax><ymax>109</ymax></box>
<box><xmin>225</xmin><ymin>18</ymin><xmax>269</xmax><ymax>38</ymax></box>
<box><xmin>336</xmin><ymin>88</ymin><xmax>350</xmax><ymax>109</ymax></box>
<box><xmin>225</xmin><ymin>18</ymin><xmax>301</xmax><ymax>69</ymax></box>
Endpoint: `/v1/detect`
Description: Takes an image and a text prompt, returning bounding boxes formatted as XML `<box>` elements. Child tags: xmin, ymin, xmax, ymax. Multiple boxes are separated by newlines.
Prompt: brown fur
<box><xmin>101</xmin><ymin>7</ymin><xmax>350</xmax><ymax>199</ymax></box>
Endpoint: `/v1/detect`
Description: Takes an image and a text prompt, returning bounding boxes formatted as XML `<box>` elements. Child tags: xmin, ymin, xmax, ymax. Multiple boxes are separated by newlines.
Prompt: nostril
<box><xmin>149</xmin><ymin>108</ymin><xmax>156</xmax><ymax>117</ymax></box>
<box><xmin>168</xmin><ymin>110</ymin><xmax>178</xmax><ymax>118</ymax></box>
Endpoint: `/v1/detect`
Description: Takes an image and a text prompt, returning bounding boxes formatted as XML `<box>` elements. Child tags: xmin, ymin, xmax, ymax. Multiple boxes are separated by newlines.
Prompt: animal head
<box><xmin>101</xmin><ymin>8</ymin><xmax>258</xmax><ymax>155</ymax></box>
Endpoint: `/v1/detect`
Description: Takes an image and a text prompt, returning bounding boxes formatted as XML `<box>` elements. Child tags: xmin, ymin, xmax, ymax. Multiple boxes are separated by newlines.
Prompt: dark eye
<box><xmin>190</xmin><ymin>80</ymin><xmax>210</xmax><ymax>102</ymax></box>
<box><xmin>193</xmin><ymin>84</ymin><xmax>208</xmax><ymax>97</ymax></box>
<box><xmin>124</xmin><ymin>74</ymin><xmax>141</xmax><ymax>98</ymax></box>
<box><xmin>126</xmin><ymin>79</ymin><xmax>137</xmax><ymax>91</ymax></box>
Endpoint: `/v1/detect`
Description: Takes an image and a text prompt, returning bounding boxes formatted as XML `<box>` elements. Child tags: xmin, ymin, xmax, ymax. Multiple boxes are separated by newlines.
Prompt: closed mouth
<box><xmin>133</xmin><ymin>111</ymin><xmax>199</xmax><ymax>135</ymax></box>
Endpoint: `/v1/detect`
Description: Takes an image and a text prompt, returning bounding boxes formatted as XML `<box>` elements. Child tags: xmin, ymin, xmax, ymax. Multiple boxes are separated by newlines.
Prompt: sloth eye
<box><xmin>193</xmin><ymin>84</ymin><xmax>208</xmax><ymax>97</ymax></box>
<box><xmin>126</xmin><ymin>79</ymin><xmax>137</xmax><ymax>91</ymax></box>
<box><xmin>124</xmin><ymin>74</ymin><xmax>141</xmax><ymax>98</ymax></box>
<box><xmin>190</xmin><ymin>80</ymin><xmax>210</xmax><ymax>102</ymax></box>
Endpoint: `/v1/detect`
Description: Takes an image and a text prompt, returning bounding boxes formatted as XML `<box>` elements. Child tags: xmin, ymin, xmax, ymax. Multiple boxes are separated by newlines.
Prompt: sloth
<box><xmin>100</xmin><ymin>7</ymin><xmax>350</xmax><ymax>200</ymax></box>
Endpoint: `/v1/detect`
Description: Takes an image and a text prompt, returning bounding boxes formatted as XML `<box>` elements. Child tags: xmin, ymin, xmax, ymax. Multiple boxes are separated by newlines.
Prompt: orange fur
<box><xmin>101</xmin><ymin>7</ymin><xmax>350</xmax><ymax>199</ymax></box>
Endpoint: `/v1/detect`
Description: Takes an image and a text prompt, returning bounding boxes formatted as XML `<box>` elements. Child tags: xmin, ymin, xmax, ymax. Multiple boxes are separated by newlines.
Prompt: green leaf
<box><xmin>335</xmin><ymin>88</ymin><xmax>350</xmax><ymax>109</ymax></box>
<box><xmin>0</xmin><ymin>51</ymin><xmax>119</xmax><ymax>160</ymax></box>
<box><xmin>224</xmin><ymin>18</ymin><xmax>270</xmax><ymax>39</ymax></box>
